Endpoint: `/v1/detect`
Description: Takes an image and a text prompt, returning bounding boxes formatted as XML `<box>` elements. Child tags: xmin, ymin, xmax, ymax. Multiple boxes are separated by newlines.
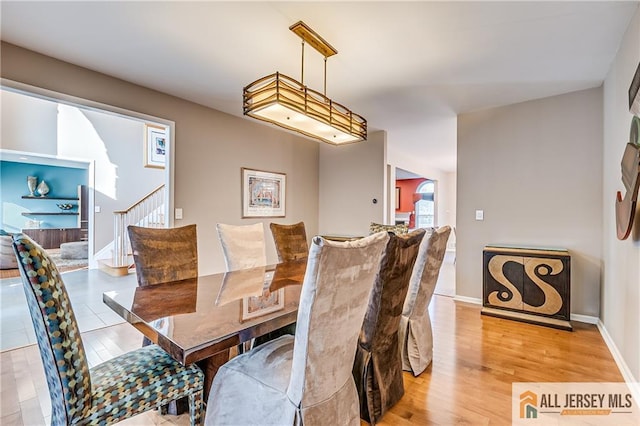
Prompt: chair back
<box><xmin>12</xmin><ymin>234</ymin><xmax>91</xmax><ymax>424</ymax></box>
<box><xmin>360</xmin><ymin>229</ymin><xmax>426</xmax><ymax>352</ymax></box>
<box><xmin>403</xmin><ymin>226</ymin><xmax>451</xmax><ymax>319</ymax></box>
<box><xmin>128</xmin><ymin>224</ymin><xmax>198</xmax><ymax>286</ymax></box>
<box><xmin>270</xmin><ymin>221</ymin><xmax>308</xmax><ymax>262</ymax></box>
<box><xmin>217</xmin><ymin>222</ymin><xmax>266</xmax><ymax>271</ymax></box>
<box><xmin>286</xmin><ymin>231</ymin><xmax>389</xmax><ymax>407</ymax></box>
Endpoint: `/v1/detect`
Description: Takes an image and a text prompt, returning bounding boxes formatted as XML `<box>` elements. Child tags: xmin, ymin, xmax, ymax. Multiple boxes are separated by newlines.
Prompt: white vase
<box><xmin>27</xmin><ymin>176</ymin><xmax>37</xmax><ymax>197</ymax></box>
<box><xmin>37</xmin><ymin>180</ymin><xmax>49</xmax><ymax>197</ymax></box>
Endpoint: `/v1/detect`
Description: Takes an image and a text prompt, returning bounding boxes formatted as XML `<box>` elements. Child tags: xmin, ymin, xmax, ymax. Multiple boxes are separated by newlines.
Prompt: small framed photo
<box><xmin>144</xmin><ymin>124</ymin><xmax>167</xmax><ymax>169</ymax></box>
<box><xmin>242</xmin><ymin>168</ymin><xmax>286</xmax><ymax>218</ymax></box>
<box><xmin>241</xmin><ymin>288</ymin><xmax>285</xmax><ymax>321</ymax></box>
<box><xmin>395</xmin><ymin>187</ymin><xmax>401</xmax><ymax>210</ymax></box>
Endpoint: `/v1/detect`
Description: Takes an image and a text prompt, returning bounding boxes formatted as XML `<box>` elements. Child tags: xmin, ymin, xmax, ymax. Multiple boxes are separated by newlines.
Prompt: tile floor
<box><xmin>0</xmin><ymin>269</ymin><xmax>138</xmax><ymax>352</ymax></box>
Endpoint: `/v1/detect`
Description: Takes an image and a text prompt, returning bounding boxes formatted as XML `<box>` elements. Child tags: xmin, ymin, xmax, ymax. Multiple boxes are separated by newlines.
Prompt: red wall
<box><xmin>395</xmin><ymin>178</ymin><xmax>427</xmax><ymax>212</ymax></box>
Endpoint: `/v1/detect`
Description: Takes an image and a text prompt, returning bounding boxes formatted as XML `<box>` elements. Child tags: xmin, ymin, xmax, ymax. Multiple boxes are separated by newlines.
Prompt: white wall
<box><xmin>1</xmin><ymin>89</ymin><xmax>57</xmax><ymax>154</ymax></box>
<box><xmin>457</xmin><ymin>87</ymin><xmax>603</xmax><ymax>317</ymax></box>
<box><xmin>318</xmin><ymin>130</ymin><xmax>386</xmax><ymax>237</ymax></box>
<box><xmin>602</xmin><ymin>6</ymin><xmax>640</xmax><ymax>385</ymax></box>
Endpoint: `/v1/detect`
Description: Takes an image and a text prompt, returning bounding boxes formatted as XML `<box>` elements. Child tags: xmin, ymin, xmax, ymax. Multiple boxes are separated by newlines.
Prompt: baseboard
<box><xmin>453</xmin><ymin>295</ymin><xmax>482</xmax><ymax>305</ymax></box>
<box><xmin>597</xmin><ymin>320</ymin><xmax>640</xmax><ymax>404</ymax></box>
<box><xmin>569</xmin><ymin>313</ymin><xmax>598</xmax><ymax>324</ymax></box>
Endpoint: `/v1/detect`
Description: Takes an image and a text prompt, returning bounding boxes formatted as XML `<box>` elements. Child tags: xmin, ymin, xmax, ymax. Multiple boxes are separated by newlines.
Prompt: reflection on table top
<box><xmin>103</xmin><ymin>259</ymin><xmax>306</xmax><ymax>365</ymax></box>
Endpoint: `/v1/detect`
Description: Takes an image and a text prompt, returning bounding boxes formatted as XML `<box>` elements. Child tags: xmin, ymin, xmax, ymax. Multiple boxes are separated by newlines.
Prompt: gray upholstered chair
<box><xmin>353</xmin><ymin>228</ymin><xmax>426</xmax><ymax>424</ymax></box>
<box><xmin>399</xmin><ymin>226</ymin><xmax>451</xmax><ymax>376</ymax></box>
<box><xmin>12</xmin><ymin>233</ymin><xmax>204</xmax><ymax>425</ymax></box>
<box><xmin>270</xmin><ymin>221</ymin><xmax>309</xmax><ymax>262</ymax></box>
<box><xmin>216</xmin><ymin>222</ymin><xmax>266</xmax><ymax>271</ymax></box>
<box><xmin>204</xmin><ymin>231</ymin><xmax>390</xmax><ymax>426</ymax></box>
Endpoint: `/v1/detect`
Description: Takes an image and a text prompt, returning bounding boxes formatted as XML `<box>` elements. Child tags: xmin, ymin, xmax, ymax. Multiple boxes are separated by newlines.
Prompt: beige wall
<box><xmin>1</xmin><ymin>42</ymin><xmax>320</xmax><ymax>274</ymax></box>
<box><xmin>602</xmin><ymin>7</ymin><xmax>640</xmax><ymax>384</ymax></box>
<box><xmin>318</xmin><ymin>130</ymin><xmax>386</xmax><ymax>237</ymax></box>
<box><xmin>457</xmin><ymin>87</ymin><xmax>603</xmax><ymax>317</ymax></box>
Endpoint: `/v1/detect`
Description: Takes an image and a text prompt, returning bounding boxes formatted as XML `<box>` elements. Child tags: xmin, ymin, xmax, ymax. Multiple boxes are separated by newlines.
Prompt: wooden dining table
<box><xmin>103</xmin><ymin>259</ymin><xmax>306</xmax><ymax>398</ymax></box>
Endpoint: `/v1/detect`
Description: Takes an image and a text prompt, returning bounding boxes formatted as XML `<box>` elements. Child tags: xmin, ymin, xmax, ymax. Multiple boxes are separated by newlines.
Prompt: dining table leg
<box><xmin>197</xmin><ymin>348</ymin><xmax>231</xmax><ymax>401</ymax></box>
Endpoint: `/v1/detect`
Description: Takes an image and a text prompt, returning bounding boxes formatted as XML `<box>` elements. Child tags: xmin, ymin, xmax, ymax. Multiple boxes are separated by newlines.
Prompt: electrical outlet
<box><xmin>175</xmin><ymin>208</ymin><xmax>183</xmax><ymax>220</ymax></box>
<box><xmin>475</xmin><ymin>210</ymin><xmax>484</xmax><ymax>221</ymax></box>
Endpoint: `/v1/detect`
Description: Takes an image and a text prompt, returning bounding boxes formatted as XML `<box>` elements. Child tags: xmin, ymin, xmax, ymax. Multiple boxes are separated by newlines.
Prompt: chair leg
<box><xmin>189</xmin><ymin>389</ymin><xmax>204</xmax><ymax>426</ymax></box>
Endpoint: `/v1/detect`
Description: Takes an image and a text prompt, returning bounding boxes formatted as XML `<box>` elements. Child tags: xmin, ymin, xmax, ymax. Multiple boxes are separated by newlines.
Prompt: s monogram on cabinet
<box><xmin>481</xmin><ymin>245</ymin><xmax>572</xmax><ymax>331</ymax></box>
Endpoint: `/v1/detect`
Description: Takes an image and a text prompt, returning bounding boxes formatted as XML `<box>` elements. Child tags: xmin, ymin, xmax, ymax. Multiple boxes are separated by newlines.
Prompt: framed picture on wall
<box><xmin>242</xmin><ymin>168</ymin><xmax>286</xmax><ymax>218</ymax></box>
<box><xmin>144</xmin><ymin>124</ymin><xmax>167</xmax><ymax>169</ymax></box>
<box><xmin>396</xmin><ymin>187</ymin><xmax>401</xmax><ymax>210</ymax></box>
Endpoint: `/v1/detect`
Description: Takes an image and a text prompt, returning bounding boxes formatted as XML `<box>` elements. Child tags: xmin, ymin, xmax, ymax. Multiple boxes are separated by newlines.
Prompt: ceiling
<box><xmin>1</xmin><ymin>1</ymin><xmax>637</xmax><ymax>173</ymax></box>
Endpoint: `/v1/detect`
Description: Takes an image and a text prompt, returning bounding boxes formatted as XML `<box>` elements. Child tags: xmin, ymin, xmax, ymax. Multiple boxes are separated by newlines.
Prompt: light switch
<box><xmin>175</xmin><ymin>208</ymin><xmax>183</xmax><ymax>220</ymax></box>
<box><xmin>94</xmin><ymin>206</ymin><xmax>101</xmax><ymax>213</ymax></box>
<box><xmin>475</xmin><ymin>210</ymin><xmax>484</xmax><ymax>221</ymax></box>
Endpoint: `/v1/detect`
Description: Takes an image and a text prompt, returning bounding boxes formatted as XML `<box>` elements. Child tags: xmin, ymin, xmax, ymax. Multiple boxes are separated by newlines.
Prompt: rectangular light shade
<box><xmin>243</xmin><ymin>72</ymin><xmax>367</xmax><ymax>145</ymax></box>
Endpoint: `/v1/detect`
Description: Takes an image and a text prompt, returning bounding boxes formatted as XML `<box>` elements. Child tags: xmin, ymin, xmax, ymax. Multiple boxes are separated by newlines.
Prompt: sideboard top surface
<box><xmin>484</xmin><ymin>244</ymin><xmax>569</xmax><ymax>257</ymax></box>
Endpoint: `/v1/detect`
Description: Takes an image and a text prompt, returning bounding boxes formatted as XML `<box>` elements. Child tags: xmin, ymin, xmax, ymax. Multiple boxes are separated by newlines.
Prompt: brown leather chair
<box><xmin>254</xmin><ymin>221</ymin><xmax>309</xmax><ymax>347</ymax></box>
<box><xmin>128</xmin><ymin>224</ymin><xmax>198</xmax><ymax>286</ymax></box>
<box><xmin>352</xmin><ymin>228</ymin><xmax>426</xmax><ymax>424</ymax></box>
<box><xmin>270</xmin><ymin>221</ymin><xmax>309</xmax><ymax>262</ymax></box>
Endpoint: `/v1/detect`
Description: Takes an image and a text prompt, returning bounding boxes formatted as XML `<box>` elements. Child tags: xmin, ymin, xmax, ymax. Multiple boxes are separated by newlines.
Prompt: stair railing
<box><xmin>112</xmin><ymin>184</ymin><xmax>165</xmax><ymax>267</ymax></box>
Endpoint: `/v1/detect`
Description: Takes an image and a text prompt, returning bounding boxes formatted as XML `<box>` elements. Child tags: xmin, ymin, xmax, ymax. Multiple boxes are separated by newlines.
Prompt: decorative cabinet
<box><xmin>21</xmin><ymin>228</ymin><xmax>82</xmax><ymax>249</ymax></box>
<box><xmin>481</xmin><ymin>245</ymin><xmax>571</xmax><ymax>330</ymax></box>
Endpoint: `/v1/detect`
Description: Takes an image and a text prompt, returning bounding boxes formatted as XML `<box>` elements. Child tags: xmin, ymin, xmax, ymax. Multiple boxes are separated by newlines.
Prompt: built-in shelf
<box><xmin>21</xmin><ymin>195</ymin><xmax>79</xmax><ymax>200</ymax></box>
<box><xmin>22</xmin><ymin>212</ymin><xmax>79</xmax><ymax>216</ymax></box>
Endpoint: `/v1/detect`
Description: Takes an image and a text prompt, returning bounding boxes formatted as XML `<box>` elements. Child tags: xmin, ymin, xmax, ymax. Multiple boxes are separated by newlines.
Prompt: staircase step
<box><xmin>98</xmin><ymin>259</ymin><xmax>134</xmax><ymax>277</ymax></box>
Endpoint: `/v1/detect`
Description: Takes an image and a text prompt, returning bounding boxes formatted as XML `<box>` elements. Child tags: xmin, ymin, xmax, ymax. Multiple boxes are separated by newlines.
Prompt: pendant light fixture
<box><xmin>243</xmin><ymin>21</ymin><xmax>367</xmax><ymax>145</ymax></box>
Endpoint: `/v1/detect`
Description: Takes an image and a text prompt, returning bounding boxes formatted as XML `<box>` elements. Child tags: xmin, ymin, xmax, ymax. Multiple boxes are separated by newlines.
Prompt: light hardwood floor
<box><xmin>0</xmin><ymin>295</ymin><xmax>623</xmax><ymax>425</ymax></box>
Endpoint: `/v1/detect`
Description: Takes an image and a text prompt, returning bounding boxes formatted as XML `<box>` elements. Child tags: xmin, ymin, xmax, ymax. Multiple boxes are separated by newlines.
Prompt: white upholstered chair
<box><xmin>398</xmin><ymin>226</ymin><xmax>451</xmax><ymax>376</ymax></box>
<box><xmin>216</xmin><ymin>223</ymin><xmax>267</xmax><ymax>271</ymax></box>
<box><xmin>204</xmin><ymin>232</ymin><xmax>390</xmax><ymax>426</ymax></box>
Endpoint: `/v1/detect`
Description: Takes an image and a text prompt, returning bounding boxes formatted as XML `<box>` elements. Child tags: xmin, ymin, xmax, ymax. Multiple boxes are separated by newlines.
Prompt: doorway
<box><xmin>0</xmin><ymin>84</ymin><xmax>173</xmax><ymax>267</ymax></box>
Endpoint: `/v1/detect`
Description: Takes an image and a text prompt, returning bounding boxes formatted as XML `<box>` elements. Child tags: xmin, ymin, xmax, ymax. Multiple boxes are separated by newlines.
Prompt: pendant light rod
<box><xmin>324</xmin><ymin>57</ymin><xmax>327</xmax><ymax>96</ymax></box>
<box><xmin>300</xmin><ymin>40</ymin><xmax>305</xmax><ymax>86</ymax></box>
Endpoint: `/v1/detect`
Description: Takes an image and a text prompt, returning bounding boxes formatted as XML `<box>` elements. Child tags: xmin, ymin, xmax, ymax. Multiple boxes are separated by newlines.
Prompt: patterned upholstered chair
<box><xmin>399</xmin><ymin>226</ymin><xmax>451</xmax><ymax>376</ymax></box>
<box><xmin>12</xmin><ymin>233</ymin><xmax>204</xmax><ymax>425</ymax></box>
<box><xmin>270</xmin><ymin>221</ymin><xmax>309</xmax><ymax>262</ymax></box>
<box><xmin>353</xmin><ymin>229</ymin><xmax>426</xmax><ymax>424</ymax></box>
<box><xmin>216</xmin><ymin>222</ymin><xmax>266</xmax><ymax>271</ymax></box>
<box><xmin>369</xmin><ymin>221</ymin><xmax>409</xmax><ymax>235</ymax></box>
<box><xmin>204</xmin><ymin>232</ymin><xmax>390</xmax><ymax>426</ymax></box>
